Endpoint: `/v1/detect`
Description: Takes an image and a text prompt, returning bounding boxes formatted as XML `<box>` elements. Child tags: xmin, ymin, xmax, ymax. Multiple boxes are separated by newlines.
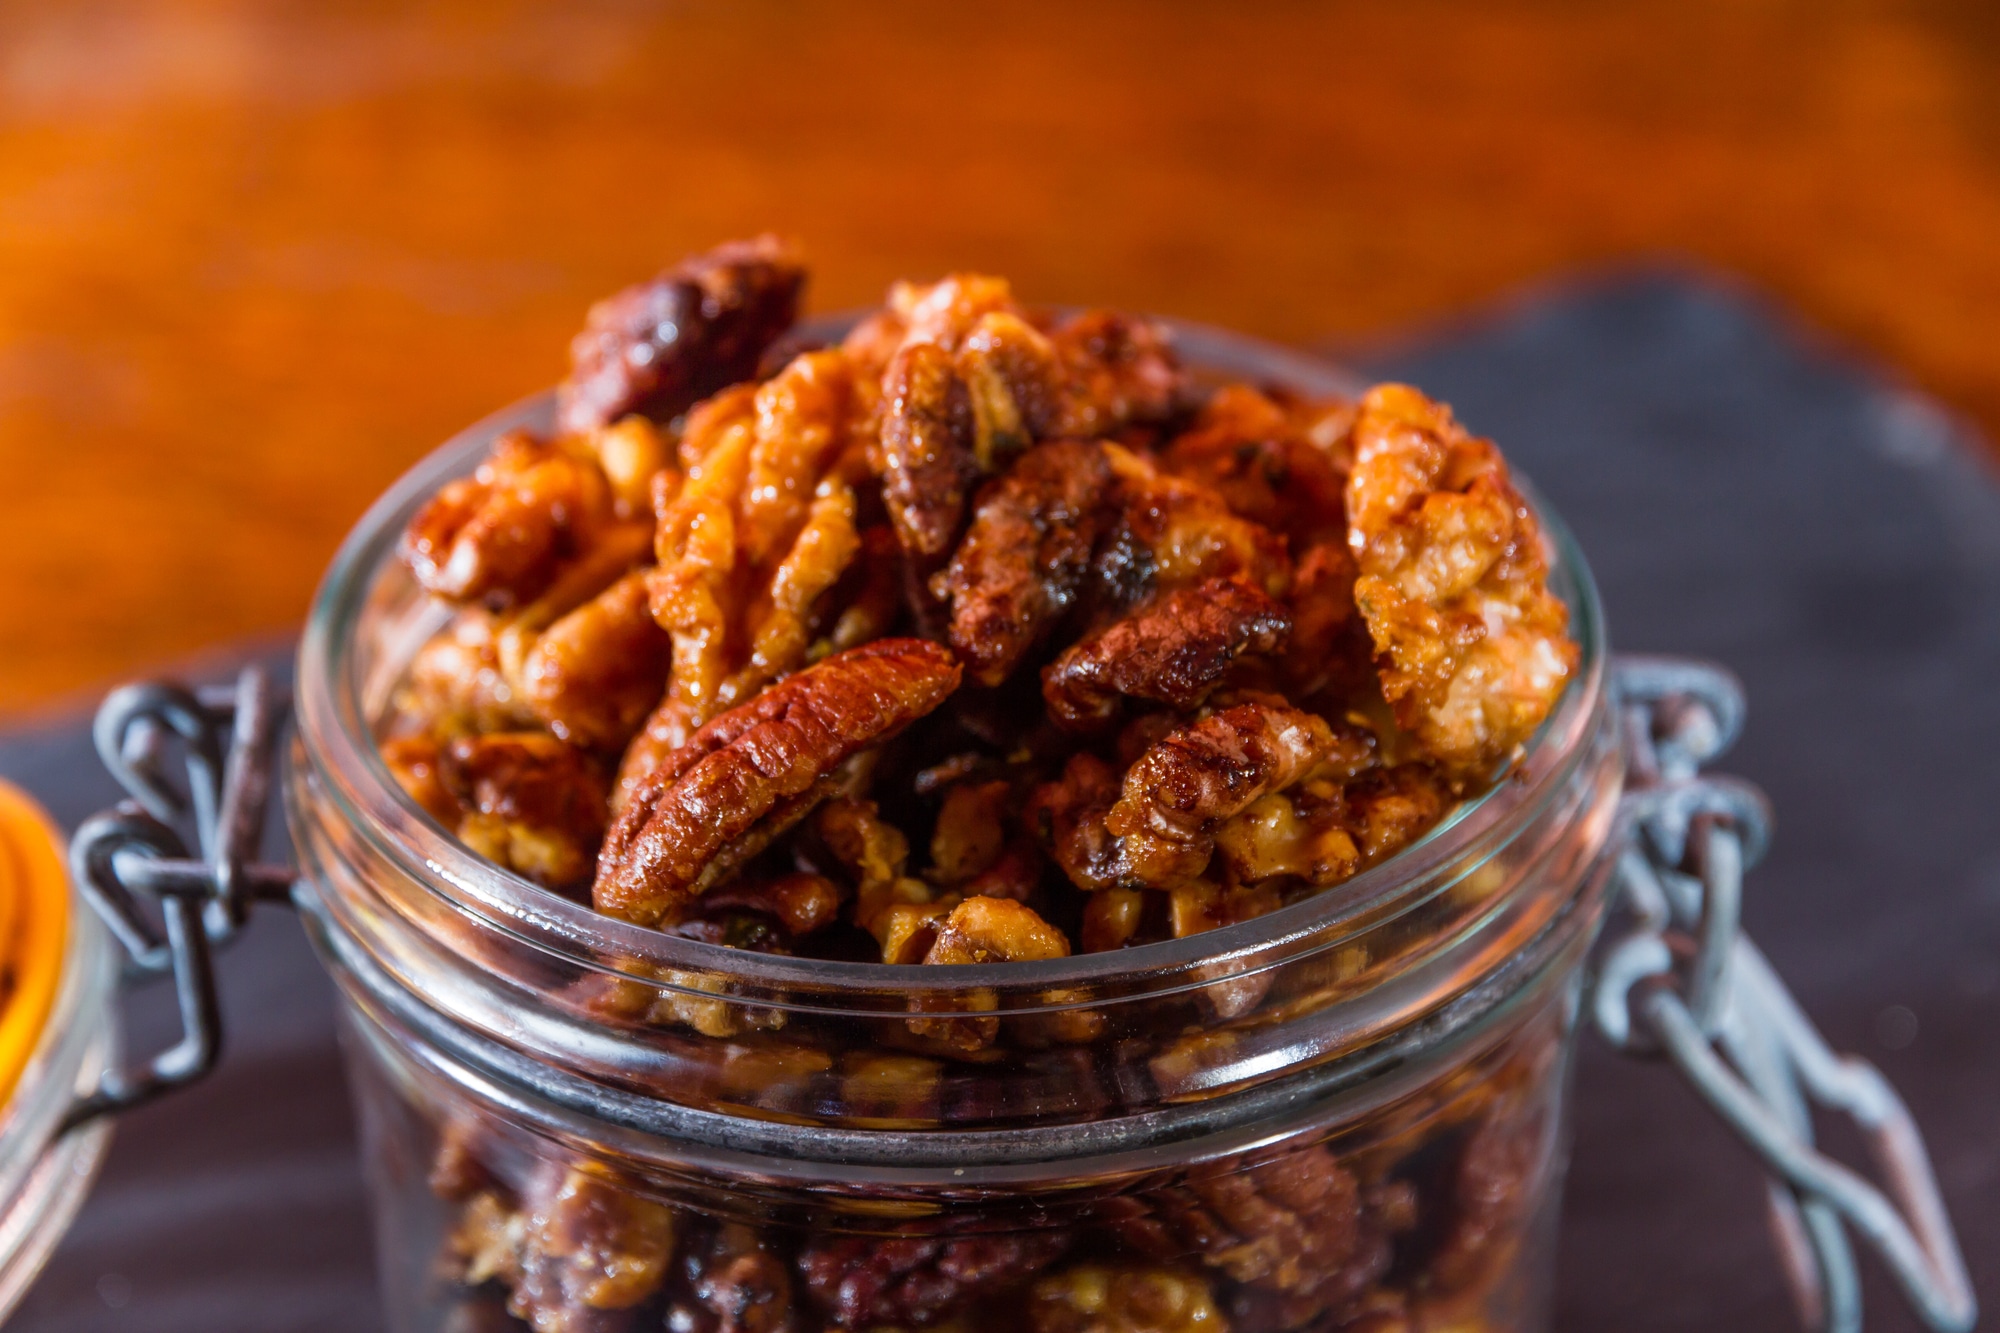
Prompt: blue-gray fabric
<box><xmin>4</xmin><ymin>272</ymin><xmax>1994</xmax><ymax>1331</ymax></box>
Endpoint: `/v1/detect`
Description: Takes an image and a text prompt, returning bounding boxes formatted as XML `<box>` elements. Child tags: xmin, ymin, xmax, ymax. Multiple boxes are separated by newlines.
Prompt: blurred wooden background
<box><xmin>1</xmin><ymin>0</ymin><xmax>1997</xmax><ymax>718</ymax></box>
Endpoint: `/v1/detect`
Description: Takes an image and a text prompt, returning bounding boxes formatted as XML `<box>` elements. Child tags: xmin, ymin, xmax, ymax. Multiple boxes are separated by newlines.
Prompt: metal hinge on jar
<box><xmin>1597</xmin><ymin>655</ymin><xmax>1977</xmax><ymax>1333</ymax></box>
<box><xmin>60</xmin><ymin>665</ymin><xmax>298</xmax><ymax>1132</ymax></box>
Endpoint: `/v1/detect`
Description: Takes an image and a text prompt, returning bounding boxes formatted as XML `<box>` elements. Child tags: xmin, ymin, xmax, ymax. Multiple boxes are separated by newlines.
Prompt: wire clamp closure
<box><xmin>1599</xmin><ymin>654</ymin><xmax>1976</xmax><ymax>1333</ymax></box>
<box><xmin>61</xmin><ymin>664</ymin><xmax>298</xmax><ymax>1133</ymax></box>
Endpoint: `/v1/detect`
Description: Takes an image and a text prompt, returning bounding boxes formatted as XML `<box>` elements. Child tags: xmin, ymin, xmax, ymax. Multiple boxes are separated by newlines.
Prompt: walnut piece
<box><xmin>1042</xmin><ymin>578</ymin><xmax>1291</xmax><ymax>732</ymax></box>
<box><xmin>1028</xmin><ymin>1264</ymin><xmax>1228</xmax><ymax>1333</ymax></box>
<box><xmin>401</xmin><ymin>432</ymin><xmax>629</xmax><ymax>607</ymax></box>
<box><xmin>1106</xmin><ymin>699</ymin><xmax>1351</xmax><ymax>887</ymax></box>
<box><xmin>557</xmin><ymin>234</ymin><xmax>805</xmax><ymax>434</ymax></box>
<box><xmin>1346</xmin><ymin>384</ymin><xmax>1577</xmax><ymax>778</ymax></box>
<box><xmin>594</xmin><ymin>639</ymin><xmax>962</xmax><ymax>926</ymax></box>
<box><xmin>386</xmin><ymin>731</ymin><xmax>608</xmax><ymax>894</ymax></box>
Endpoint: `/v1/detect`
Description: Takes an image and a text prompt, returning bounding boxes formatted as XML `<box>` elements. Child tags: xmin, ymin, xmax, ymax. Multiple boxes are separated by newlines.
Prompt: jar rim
<box><xmin>293</xmin><ymin>318</ymin><xmax>1611</xmax><ymax>999</ymax></box>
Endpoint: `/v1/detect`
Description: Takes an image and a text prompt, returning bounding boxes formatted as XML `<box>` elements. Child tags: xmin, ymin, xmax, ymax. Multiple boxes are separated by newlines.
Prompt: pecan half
<box><xmin>1042</xmin><ymin>577</ymin><xmax>1292</xmax><ymax>732</ymax></box>
<box><xmin>936</xmin><ymin>439</ymin><xmax>1117</xmax><ymax>686</ymax></box>
<box><xmin>557</xmin><ymin>235</ymin><xmax>805</xmax><ymax>434</ymax></box>
<box><xmin>880</xmin><ymin>338</ymin><xmax>979</xmax><ymax>559</ymax></box>
<box><xmin>594</xmin><ymin>639</ymin><xmax>962</xmax><ymax>926</ymax></box>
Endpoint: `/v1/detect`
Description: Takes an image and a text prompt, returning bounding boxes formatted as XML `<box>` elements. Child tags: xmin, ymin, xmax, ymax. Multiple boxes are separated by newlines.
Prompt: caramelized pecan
<box><xmin>937</xmin><ymin>439</ymin><xmax>1117</xmax><ymax>686</ymax></box>
<box><xmin>594</xmin><ymin>640</ymin><xmax>962</xmax><ymax>926</ymax></box>
<box><xmin>1042</xmin><ymin>578</ymin><xmax>1291</xmax><ymax>732</ymax></box>
<box><xmin>880</xmin><ymin>339</ymin><xmax>979</xmax><ymax>559</ymax></box>
<box><xmin>557</xmin><ymin>235</ymin><xmax>805</xmax><ymax>433</ymax></box>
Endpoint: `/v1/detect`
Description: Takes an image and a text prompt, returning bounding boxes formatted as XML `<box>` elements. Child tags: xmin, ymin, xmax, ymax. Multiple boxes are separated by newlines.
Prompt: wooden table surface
<box><xmin>2</xmin><ymin>0</ymin><xmax>1997</xmax><ymax>719</ymax></box>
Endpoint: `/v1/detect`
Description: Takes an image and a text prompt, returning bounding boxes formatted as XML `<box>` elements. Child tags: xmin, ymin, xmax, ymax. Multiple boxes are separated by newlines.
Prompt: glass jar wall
<box><xmin>286</xmin><ymin>327</ymin><xmax>1626</xmax><ymax>1333</ymax></box>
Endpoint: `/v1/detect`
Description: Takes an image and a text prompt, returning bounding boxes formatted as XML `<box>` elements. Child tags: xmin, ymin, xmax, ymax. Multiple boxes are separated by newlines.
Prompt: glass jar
<box><xmin>0</xmin><ymin>784</ymin><xmax>118</xmax><ymax>1322</ymax></box>
<box><xmin>285</xmin><ymin>325</ymin><xmax>1625</xmax><ymax>1333</ymax></box>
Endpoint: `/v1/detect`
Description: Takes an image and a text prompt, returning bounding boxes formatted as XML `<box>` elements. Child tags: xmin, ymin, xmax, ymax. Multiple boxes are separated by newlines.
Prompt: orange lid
<box><xmin>0</xmin><ymin>782</ymin><xmax>69</xmax><ymax>1108</ymax></box>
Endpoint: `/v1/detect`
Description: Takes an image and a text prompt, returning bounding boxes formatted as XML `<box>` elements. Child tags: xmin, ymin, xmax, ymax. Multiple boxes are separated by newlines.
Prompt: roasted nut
<box><xmin>910</xmin><ymin>896</ymin><xmax>1072</xmax><ymax>1052</ymax></box>
<box><xmin>667</xmin><ymin>1222</ymin><xmax>802</xmax><ymax>1333</ymax></box>
<box><xmin>558</xmin><ymin>234</ymin><xmax>805</xmax><ymax>434</ymax></box>
<box><xmin>402</xmin><ymin>432</ymin><xmax>624</xmax><ymax>607</ymax></box>
<box><xmin>595</xmin><ymin>640</ymin><xmax>962</xmax><ymax>926</ymax></box>
<box><xmin>511</xmin><ymin>1168</ymin><xmax>678</xmax><ymax>1332</ymax></box>
<box><xmin>1028</xmin><ymin>1264</ymin><xmax>1227</xmax><ymax>1333</ymax></box>
<box><xmin>1121</xmin><ymin>1145</ymin><xmax>1395</xmax><ymax>1330</ymax></box>
<box><xmin>927</xmin><ymin>779</ymin><xmax>1013</xmax><ymax>885</ymax></box>
<box><xmin>1042</xmin><ymin>578</ymin><xmax>1292</xmax><ymax>732</ymax></box>
<box><xmin>649</xmin><ymin>351</ymin><xmax>866</xmax><ymax>726</ymax></box>
<box><xmin>398</xmin><ymin>609</ymin><xmax>539</xmax><ymax>737</ymax></box>
<box><xmin>1159</xmin><ymin>384</ymin><xmax>1348</xmax><ymax>546</ymax></box>
<box><xmin>880</xmin><ymin>339</ymin><xmax>978</xmax><ymax>559</ymax></box>
<box><xmin>797</xmin><ymin>1229</ymin><xmax>1074</xmax><ymax>1329</ymax></box>
<box><xmin>937</xmin><ymin>439</ymin><xmax>1117</xmax><ymax>686</ymax></box>
<box><xmin>1346</xmin><ymin>384</ymin><xmax>1578</xmax><ymax>778</ymax></box>
<box><xmin>1106</xmin><ymin>699</ymin><xmax>1352</xmax><ymax>887</ymax></box>
<box><xmin>1099</xmin><ymin>444</ymin><xmax>1291</xmax><ymax>601</ymax></box>
<box><xmin>1027</xmin><ymin>751</ymin><xmax>1131</xmax><ymax>894</ymax></box>
<box><xmin>423</xmin><ymin>731</ymin><xmax>609</xmax><ymax>893</ymax></box>
<box><xmin>1043</xmin><ymin>309</ymin><xmax>1187</xmax><ymax>440</ymax></box>
<box><xmin>519</xmin><ymin>570</ymin><xmax>674</xmax><ymax>751</ymax></box>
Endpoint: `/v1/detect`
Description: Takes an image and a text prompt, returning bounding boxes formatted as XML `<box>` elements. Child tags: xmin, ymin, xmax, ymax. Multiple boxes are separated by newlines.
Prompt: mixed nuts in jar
<box><xmin>294</xmin><ymin>236</ymin><xmax>1615</xmax><ymax>1333</ymax></box>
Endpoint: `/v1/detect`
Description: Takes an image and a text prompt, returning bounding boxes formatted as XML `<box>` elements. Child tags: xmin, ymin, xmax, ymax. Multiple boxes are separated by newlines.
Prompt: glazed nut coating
<box><xmin>557</xmin><ymin>234</ymin><xmax>806</xmax><ymax>435</ymax></box>
<box><xmin>593</xmin><ymin>639</ymin><xmax>962</xmax><ymax>926</ymax></box>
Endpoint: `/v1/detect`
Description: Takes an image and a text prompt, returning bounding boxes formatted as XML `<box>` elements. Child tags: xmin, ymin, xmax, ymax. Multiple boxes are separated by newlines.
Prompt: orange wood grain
<box><xmin>1</xmin><ymin>0</ymin><xmax>1997</xmax><ymax>718</ymax></box>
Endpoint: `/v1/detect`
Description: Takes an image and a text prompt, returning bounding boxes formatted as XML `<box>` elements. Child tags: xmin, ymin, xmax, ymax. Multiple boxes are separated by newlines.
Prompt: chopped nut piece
<box><xmin>594</xmin><ymin>640</ymin><xmax>962</xmax><ymax>926</ymax></box>
<box><xmin>402</xmin><ymin>432</ymin><xmax>622</xmax><ymax>607</ymax></box>
<box><xmin>667</xmin><ymin>1222</ymin><xmax>802</xmax><ymax>1333</ymax></box>
<box><xmin>1346</xmin><ymin>384</ymin><xmax>1577</xmax><ymax>778</ymax></box>
<box><xmin>1028</xmin><ymin>751</ymin><xmax>1132</xmax><ymax>893</ymax></box>
<box><xmin>928</xmin><ymin>779</ymin><xmax>1013</xmax><ymax>885</ymax></box>
<box><xmin>395</xmin><ymin>731</ymin><xmax>609</xmax><ymax>893</ymax></box>
<box><xmin>557</xmin><ymin>235</ymin><xmax>805</xmax><ymax>434</ymax></box>
<box><xmin>518</xmin><ymin>570</ymin><xmax>673</xmax><ymax>751</ymax></box>
<box><xmin>797</xmin><ymin>1229</ymin><xmax>1074</xmax><ymax>1329</ymax></box>
<box><xmin>510</xmin><ymin>1168</ymin><xmax>677</xmax><ymax>1331</ymax></box>
<box><xmin>1042</xmin><ymin>578</ymin><xmax>1291</xmax><ymax>732</ymax></box>
<box><xmin>1028</xmin><ymin>1264</ymin><xmax>1228</xmax><ymax>1333</ymax></box>
<box><xmin>1106</xmin><ymin>700</ymin><xmax>1354</xmax><ymax>887</ymax></box>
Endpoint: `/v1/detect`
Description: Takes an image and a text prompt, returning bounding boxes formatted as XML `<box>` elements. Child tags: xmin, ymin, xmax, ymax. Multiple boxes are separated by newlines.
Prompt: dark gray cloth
<box><xmin>3</xmin><ymin>272</ymin><xmax>1993</xmax><ymax>1331</ymax></box>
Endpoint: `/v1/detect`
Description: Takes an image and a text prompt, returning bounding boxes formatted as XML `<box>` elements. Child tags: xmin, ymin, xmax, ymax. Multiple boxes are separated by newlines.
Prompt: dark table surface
<box><xmin>3</xmin><ymin>271</ymin><xmax>1994</xmax><ymax>1332</ymax></box>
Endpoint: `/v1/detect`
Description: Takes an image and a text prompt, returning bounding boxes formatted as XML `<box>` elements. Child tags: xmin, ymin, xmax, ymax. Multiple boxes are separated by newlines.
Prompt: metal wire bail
<box><xmin>61</xmin><ymin>665</ymin><xmax>298</xmax><ymax>1133</ymax></box>
<box><xmin>1598</xmin><ymin>654</ymin><xmax>1977</xmax><ymax>1333</ymax></box>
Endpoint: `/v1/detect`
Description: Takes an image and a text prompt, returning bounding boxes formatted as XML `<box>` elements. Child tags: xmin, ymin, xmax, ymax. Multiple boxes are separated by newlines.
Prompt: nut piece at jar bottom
<box><xmin>1029</xmin><ymin>1264</ymin><xmax>1228</xmax><ymax>1333</ymax></box>
<box><xmin>796</xmin><ymin>1230</ymin><xmax>1076</xmax><ymax>1330</ymax></box>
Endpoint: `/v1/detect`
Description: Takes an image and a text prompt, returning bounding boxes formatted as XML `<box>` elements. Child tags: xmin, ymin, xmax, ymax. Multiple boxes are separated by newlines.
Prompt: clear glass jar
<box><xmin>0</xmin><ymin>785</ymin><xmax>118</xmax><ymax>1323</ymax></box>
<box><xmin>286</xmin><ymin>326</ymin><xmax>1624</xmax><ymax>1333</ymax></box>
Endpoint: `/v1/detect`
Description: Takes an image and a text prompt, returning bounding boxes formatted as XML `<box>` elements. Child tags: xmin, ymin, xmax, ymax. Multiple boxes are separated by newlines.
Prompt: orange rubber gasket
<box><xmin>0</xmin><ymin>782</ymin><xmax>69</xmax><ymax>1111</ymax></box>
